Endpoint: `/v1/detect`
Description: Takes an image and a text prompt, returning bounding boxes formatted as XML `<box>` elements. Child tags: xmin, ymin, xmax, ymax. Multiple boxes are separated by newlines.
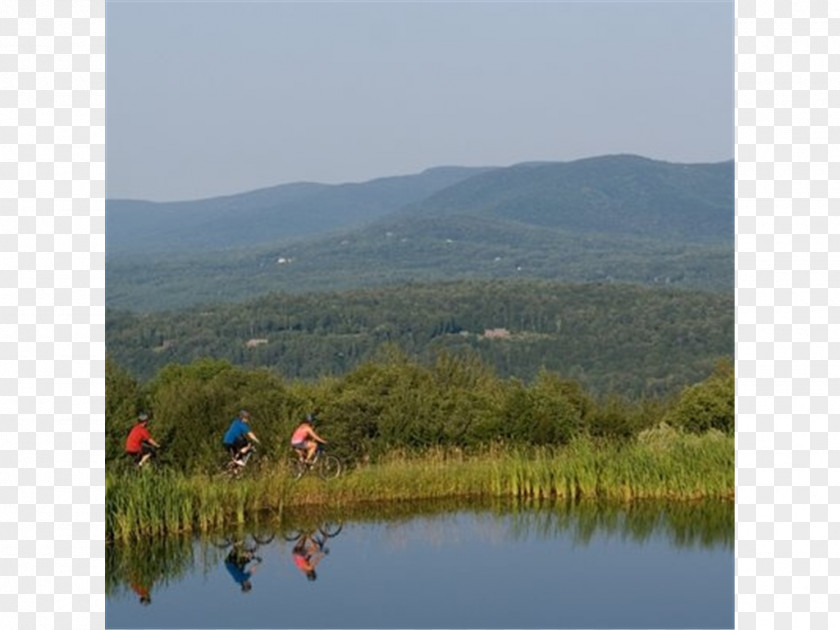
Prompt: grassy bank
<box><xmin>106</xmin><ymin>428</ymin><xmax>733</xmax><ymax>543</ymax></box>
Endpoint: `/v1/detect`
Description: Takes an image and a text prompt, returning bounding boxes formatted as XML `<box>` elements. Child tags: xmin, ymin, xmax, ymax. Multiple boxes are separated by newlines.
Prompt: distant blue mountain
<box><xmin>106</xmin><ymin>166</ymin><xmax>495</xmax><ymax>255</ymax></box>
<box><xmin>106</xmin><ymin>155</ymin><xmax>734</xmax><ymax>311</ymax></box>
<box><xmin>397</xmin><ymin>154</ymin><xmax>734</xmax><ymax>243</ymax></box>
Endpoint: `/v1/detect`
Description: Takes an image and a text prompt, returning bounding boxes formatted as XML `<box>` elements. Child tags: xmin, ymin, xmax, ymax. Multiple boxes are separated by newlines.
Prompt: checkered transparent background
<box><xmin>736</xmin><ymin>0</ymin><xmax>838</xmax><ymax>628</ymax></box>
<box><xmin>1</xmin><ymin>0</ymin><xmax>105</xmax><ymax>628</ymax></box>
<box><xmin>1</xmin><ymin>0</ymin><xmax>837</xmax><ymax>628</ymax></box>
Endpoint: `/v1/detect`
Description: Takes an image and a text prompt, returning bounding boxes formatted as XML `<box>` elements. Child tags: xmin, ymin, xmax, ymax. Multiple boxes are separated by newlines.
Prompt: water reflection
<box><xmin>105</xmin><ymin>499</ymin><xmax>733</xmax><ymax>628</ymax></box>
<box><xmin>107</xmin><ymin>499</ymin><xmax>731</xmax><ymax>594</ymax></box>
<box><xmin>503</xmin><ymin>498</ymin><xmax>734</xmax><ymax>549</ymax></box>
<box><xmin>129</xmin><ymin>574</ymin><xmax>151</xmax><ymax>606</ymax></box>
<box><xmin>211</xmin><ymin>533</ymin><xmax>276</xmax><ymax>593</ymax></box>
<box><xmin>284</xmin><ymin>522</ymin><xmax>344</xmax><ymax>581</ymax></box>
<box><xmin>105</xmin><ymin>534</ymin><xmax>194</xmax><ymax>608</ymax></box>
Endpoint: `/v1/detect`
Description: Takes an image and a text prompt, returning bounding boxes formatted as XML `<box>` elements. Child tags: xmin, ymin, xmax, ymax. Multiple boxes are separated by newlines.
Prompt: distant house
<box><xmin>245</xmin><ymin>338</ymin><xmax>268</xmax><ymax>348</ymax></box>
<box><xmin>483</xmin><ymin>328</ymin><xmax>511</xmax><ymax>339</ymax></box>
<box><xmin>152</xmin><ymin>339</ymin><xmax>174</xmax><ymax>353</ymax></box>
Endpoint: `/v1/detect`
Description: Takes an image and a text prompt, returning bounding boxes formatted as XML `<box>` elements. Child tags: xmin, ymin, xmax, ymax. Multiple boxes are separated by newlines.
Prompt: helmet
<box><xmin>138</xmin><ymin>413</ymin><xmax>149</xmax><ymax>422</ymax></box>
<box><xmin>239</xmin><ymin>409</ymin><xmax>251</xmax><ymax>419</ymax></box>
<box><xmin>305</xmin><ymin>413</ymin><xmax>316</xmax><ymax>424</ymax></box>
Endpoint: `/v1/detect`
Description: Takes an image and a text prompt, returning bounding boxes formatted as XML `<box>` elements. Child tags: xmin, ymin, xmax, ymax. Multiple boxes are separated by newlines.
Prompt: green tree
<box><xmin>105</xmin><ymin>355</ymin><xmax>145</xmax><ymax>463</ymax></box>
<box><xmin>145</xmin><ymin>358</ymin><xmax>291</xmax><ymax>472</ymax></box>
<box><xmin>665</xmin><ymin>359</ymin><xmax>734</xmax><ymax>433</ymax></box>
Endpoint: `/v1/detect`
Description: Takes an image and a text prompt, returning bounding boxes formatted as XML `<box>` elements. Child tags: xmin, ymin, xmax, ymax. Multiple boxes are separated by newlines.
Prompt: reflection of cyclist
<box><xmin>290</xmin><ymin>411</ymin><xmax>327</xmax><ymax>464</ymax></box>
<box><xmin>125</xmin><ymin>413</ymin><xmax>161</xmax><ymax>468</ymax></box>
<box><xmin>291</xmin><ymin>532</ymin><xmax>327</xmax><ymax>582</ymax></box>
<box><xmin>224</xmin><ymin>543</ymin><xmax>261</xmax><ymax>592</ymax></box>
<box><xmin>223</xmin><ymin>410</ymin><xmax>260</xmax><ymax>468</ymax></box>
<box><xmin>129</xmin><ymin>578</ymin><xmax>152</xmax><ymax>605</ymax></box>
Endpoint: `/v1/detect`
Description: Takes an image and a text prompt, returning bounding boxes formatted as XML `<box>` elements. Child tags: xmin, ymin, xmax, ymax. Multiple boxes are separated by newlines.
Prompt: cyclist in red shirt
<box><xmin>130</xmin><ymin>578</ymin><xmax>152</xmax><ymax>605</ymax></box>
<box><xmin>125</xmin><ymin>413</ymin><xmax>161</xmax><ymax>467</ymax></box>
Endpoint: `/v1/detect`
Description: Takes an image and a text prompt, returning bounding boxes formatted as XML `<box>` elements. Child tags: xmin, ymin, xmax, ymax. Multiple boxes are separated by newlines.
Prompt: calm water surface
<box><xmin>106</xmin><ymin>500</ymin><xmax>734</xmax><ymax>629</ymax></box>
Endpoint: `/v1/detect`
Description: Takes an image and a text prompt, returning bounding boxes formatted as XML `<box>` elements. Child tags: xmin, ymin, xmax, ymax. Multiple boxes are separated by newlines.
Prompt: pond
<box><xmin>106</xmin><ymin>499</ymin><xmax>734</xmax><ymax>629</ymax></box>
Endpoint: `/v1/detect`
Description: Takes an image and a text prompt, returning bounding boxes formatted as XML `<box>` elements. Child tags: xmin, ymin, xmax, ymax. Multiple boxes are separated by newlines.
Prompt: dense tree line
<box><xmin>106</xmin><ymin>280</ymin><xmax>733</xmax><ymax>399</ymax></box>
<box><xmin>106</xmin><ymin>350</ymin><xmax>734</xmax><ymax>474</ymax></box>
<box><xmin>106</xmin><ymin>232</ymin><xmax>732</xmax><ymax>312</ymax></box>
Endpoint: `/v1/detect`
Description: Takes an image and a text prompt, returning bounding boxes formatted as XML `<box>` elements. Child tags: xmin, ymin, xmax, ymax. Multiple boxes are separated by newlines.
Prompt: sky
<box><xmin>106</xmin><ymin>1</ymin><xmax>734</xmax><ymax>202</ymax></box>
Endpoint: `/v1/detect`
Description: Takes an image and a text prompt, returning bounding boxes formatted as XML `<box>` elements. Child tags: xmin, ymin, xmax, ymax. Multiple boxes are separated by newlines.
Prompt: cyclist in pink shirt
<box><xmin>290</xmin><ymin>410</ymin><xmax>327</xmax><ymax>464</ymax></box>
<box><xmin>291</xmin><ymin>531</ymin><xmax>327</xmax><ymax>582</ymax></box>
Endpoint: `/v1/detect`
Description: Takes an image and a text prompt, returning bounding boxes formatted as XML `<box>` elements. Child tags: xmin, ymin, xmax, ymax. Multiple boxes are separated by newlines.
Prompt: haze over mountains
<box><xmin>106</xmin><ymin>166</ymin><xmax>493</xmax><ymax>255</ymax></box>
<box><xmin>106</xmin><ymin>154</ymin><xmax>734</xmax><ymax>311</ymax></box>
<box><xmin>400</xmin><ymin>155</ymin><xmax>733</xmax><ymax>242</ymax></box>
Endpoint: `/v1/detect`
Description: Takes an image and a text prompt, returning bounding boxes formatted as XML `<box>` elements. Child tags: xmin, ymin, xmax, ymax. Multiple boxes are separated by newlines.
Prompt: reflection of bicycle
<box><xmin>214</xmin><ymin>531</ymin><xmax>271</xmax><ymax>593</ymax></box>
<box><xmin>211</xmin><ymin>529</ymin><xmax>276</xmax><ymax>558</ymax></box>
<box><xmin>282</xmin><ymin>521</ymin><xmax>343</xmax><ymax>546</ymax></box>
<box><xmin>283</xmin><ymin>521</ymin><xmax>342</xmax><ymax>581</ymax></box>
<box><xmin>288</xmin><ymin>444</ymin><xmax>342</xmax><ymax>480</ymax></box>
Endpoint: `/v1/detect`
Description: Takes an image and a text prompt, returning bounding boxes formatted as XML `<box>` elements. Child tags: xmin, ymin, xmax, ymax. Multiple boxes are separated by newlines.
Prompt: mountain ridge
<box><xmin>106</xmin><ymin>165</ymin><xmax>496</xmax><ymax>254</ymax></box>
<box><xmin>395</xmin><ymin>154</ymin><xmax>734</xmax><ymax>242</ymax></box>
<box><xmin>106</xmin><ymin>154</ymin><xmax>734</xmax><ymax>311</ymax></box>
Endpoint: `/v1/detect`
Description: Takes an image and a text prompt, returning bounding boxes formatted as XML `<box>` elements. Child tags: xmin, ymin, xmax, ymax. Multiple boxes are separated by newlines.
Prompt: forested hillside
<box><xmin>106</xmin><ymin>155</ymin><xmax>733</xmax><ymax>311</ymax></box>
<box><xmin>399</xmin><ymin>155</ymin><xmax>734</xmax><ymax>242</ymax></box>
<box><xmin>106</xmin><ymin>224</ymin><xmax>732</xmax><ymax>311</ymax></box>
<box><xmin>106</xmin><ymin>166</ymin><xmax>492</xmax><ymax>255</ymax></box>
<box><xmin>106</xmin><ymin>280</ymin><xmax>733</xmax><ymax>398</ymax></box>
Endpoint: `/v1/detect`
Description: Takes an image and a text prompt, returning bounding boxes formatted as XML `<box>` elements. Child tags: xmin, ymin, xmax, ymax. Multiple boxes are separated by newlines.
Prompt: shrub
<box><xmin>105</xmin><ymin>353</ymin><xmax>734</xmax><ymax>474</ymax></box>
<box><xmin>106</xmin><ymin>356</ymin><xmax>145</xmax><ymax>463</ymax></box>
<box><xmin>144</xmin><ymin>358</ymin><xmax>295</xmax><ymax>472</ymax></box>
<box><xmin>500</xmin><ymin>371</ymin><xmax>589</xmax><ymax>445</ymax></box>
<box><xmin>665</xmin><ymin>359</ymin><xmax>734</xmax><ymax>433</ymax></box>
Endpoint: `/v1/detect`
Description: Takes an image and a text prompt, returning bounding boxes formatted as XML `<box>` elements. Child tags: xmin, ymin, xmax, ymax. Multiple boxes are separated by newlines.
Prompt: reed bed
<box><xmin>106</xmin><ymin>428</ymin><xmax>733</xmax><ymax>542</ymax></box>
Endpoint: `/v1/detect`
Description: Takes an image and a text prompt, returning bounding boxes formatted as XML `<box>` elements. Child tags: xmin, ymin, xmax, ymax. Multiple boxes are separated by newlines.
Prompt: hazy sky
<box><xmin>106</xmin><ymin>1</ymin><xmax>734</xmax><ymax>202</ymax></box>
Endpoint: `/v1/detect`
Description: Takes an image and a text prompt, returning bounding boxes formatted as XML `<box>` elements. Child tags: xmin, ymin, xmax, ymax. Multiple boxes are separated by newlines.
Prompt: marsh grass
<box><xmin>107</xmin><ymin>428</ymin><xmax>733</xmax><ymax>542</ymax></box>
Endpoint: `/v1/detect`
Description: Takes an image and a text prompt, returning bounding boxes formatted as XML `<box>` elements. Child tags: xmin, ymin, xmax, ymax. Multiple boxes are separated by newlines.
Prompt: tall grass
<box><xmin>106</xmin><ymin>427</ymin><xmax>733</xmax><ymax>542</ymax></box>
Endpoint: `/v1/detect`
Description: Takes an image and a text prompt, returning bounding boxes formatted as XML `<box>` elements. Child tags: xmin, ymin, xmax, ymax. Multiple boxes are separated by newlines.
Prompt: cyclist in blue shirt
<box><xmin>223</xmin><ymin>410</ymin><xmax>261</xmax><ymax>468</ymax></box>
<box><xmin>224</xmin><ymin>543</ymin><xmax>261</xmax><ymax>592</ymax></box>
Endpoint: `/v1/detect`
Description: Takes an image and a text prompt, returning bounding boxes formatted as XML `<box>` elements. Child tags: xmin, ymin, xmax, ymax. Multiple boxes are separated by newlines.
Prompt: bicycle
<box><xmin>318</xmin><ymin>521</ymin><xmax>343</xmax><ymax>538</ymax></box>
<box><xmin>288</xmin><ymin>444</ymin><xmax>342</xmax><ymax>480</ymax></box>
<box><xmin>211</xmin><ymin>529</ymin><xmax>273</xmax><ymax>591</ymax></box>
<box><xmin>282</xmin><ymin>521</ymin><xmax>344</xmax><ymax>555</ymax></box>
<box><xmin>282</xmin><ymin>521</ymin><xmax>343</xmax><ymax>543</ymax></box>
<box><xmin>222</xmin><ymin>444</ymin><xmax>258</xmax><ymax>478</ymax></box>
<box><xmin>211</xmin><ymin>529</ymin><xmax>276</xmax><ymax>555</ymax></box>
<box><xmin>126</xmin><ymin>443</ymin><xmax>160</xmax><ymax>471</ymax></box>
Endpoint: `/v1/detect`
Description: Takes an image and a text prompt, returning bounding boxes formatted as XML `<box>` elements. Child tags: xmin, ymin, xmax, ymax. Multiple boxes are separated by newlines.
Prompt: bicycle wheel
<box><xmin>251</xmin><ymin>530</ymin><xmax>275</xmax><ymax>545</ymax></box>
<box><xmin>222</xmin><ymin>459</ymin><xmax>243</xmax><ymax>479</ymax></box>
<box><xmin>231</xmin><ymin>538</ymin><xmax>258</xmax><ymax>554</ymax></box>
<box><xmin>210</xmin><ymin>535</ymin><xmax>233</xmax><ymax>549</ymax></box>
<box><xmin>317</xmin><ymin>455</ymin><xmax>342</xmax><ymax>480</ymax></box>
<box><xmin>287</xmin><ymin>456</ymin><xmax>306</xmax><ymax>480</ymax></box>
<box><xmin>282</xmin><ymin>529</ymin><xmax>305</xmax><ymax>542</ymax></box>
<box><xmin>319</xmin><ymin>521</ymin><xmax>343</xmax><ymax>538</ymax></box>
